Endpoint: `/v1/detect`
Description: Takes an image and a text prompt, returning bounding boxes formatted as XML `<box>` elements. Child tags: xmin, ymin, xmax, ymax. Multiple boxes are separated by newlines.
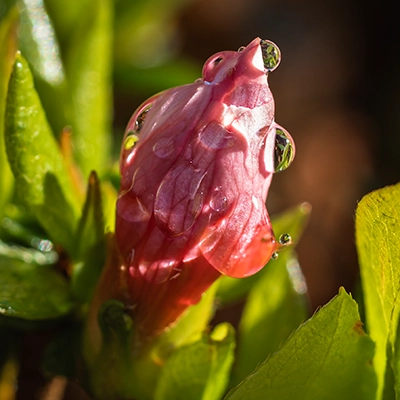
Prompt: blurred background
<box><xmin>111</xmin><ymin>0</ymin><xmax>400</xmax><ymax>310</ymax></box>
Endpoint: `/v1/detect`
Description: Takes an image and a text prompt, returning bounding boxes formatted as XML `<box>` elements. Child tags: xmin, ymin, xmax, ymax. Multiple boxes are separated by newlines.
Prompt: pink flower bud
<box><xmin>114</xmin><ymin>38</ymin><xmax>294</xmax><ymax>335</ymax></box>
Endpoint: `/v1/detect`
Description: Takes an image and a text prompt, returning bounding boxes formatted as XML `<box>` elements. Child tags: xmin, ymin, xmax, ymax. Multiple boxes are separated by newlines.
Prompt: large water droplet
<box><xmin>210</xmin><ymin>188</ymin><xmax>228</xmax><ymax>212</ymax></box>
<box><xmin>279</xmin><ymin>233</ymin><xmax>292</xmax><ymax>246</ymax></box>
<box><xmin>134</xmin><ymin>104</ymin><xmax>152</xmax><ymax>132</ymax></box>
<box><xmin>274</xmin><ymin>126</ymin><xmax>295</xmax><ymax>172</ymax></box>
<box><xmin>260</xmin><ymin>40</ymin><xmax>281</xmax><ymax>72</ymax></box>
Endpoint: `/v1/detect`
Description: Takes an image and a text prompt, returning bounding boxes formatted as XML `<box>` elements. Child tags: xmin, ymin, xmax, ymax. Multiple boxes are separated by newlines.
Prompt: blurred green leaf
<box><xmin>226</xmin><ymin>289</ymin><xmax>377</xmax><ymax>400</ymax></box>
<box><xmin>43</xmin><ymin>0</ymin><xmax>91</xmax><ymax>48</ymax></box>
<box><xmin>217</xmin><ymin>203</ymin><xmax>311</xmax><ymax>305</ymax></box>
<box><xmin>0</xmin><ymin>239</ymin><xmax>57</xmax><ymax>265</ymax></box>
<box><xmin>0</xmin><ymin>256</ymin><xmax>74</xmax><ymax>320</ymax></box>
<box><xmin>356</xmin><ymin>183</ymin><xmax>400</xmax><ymax>398</ymax></box>
<box><xmin>114</xmin><ymin>59</ymin><xmax>201</xmax><ymax>96</ymax></box>
<box><xmin>4</xmin><ymin>53</ymin><xmax>81</xmax><ymax>254</ymax></box>
<box><xmin>233</xmin><ymin>244</ymin><xmax>308</xmax><ymax>384</ymax></box>
<box><xmin>155</xmin><ymin>323</ymin><xmax>235</xmax><ymax>400</ymax></box>
<box><xmin>18</xmin><ymin>0</ymin><xmax>69</xmax><ymax>135</ymax></box>
<box><xmin>66</xmin><ymin>0</ymin><xmax>112</xmax><ymax>179</ymax></box>
<box><xmin>71</xmin><ymin>171</ymin><xmax>106</xmax><ymax>302</ymax></box>
<box><xmin>0</xmin><ymin>4</ymin><xmax>17</xmax><ymax>219</ymax></box>
<box><xmin>153</xmin><ymin>281</ymin><xmax>219</xmax><ymax>361</ymax></box>
<box><xmin>114</xmin><ymin>0</ymin><xmax>192</xmax><ymax>69</ymax></box>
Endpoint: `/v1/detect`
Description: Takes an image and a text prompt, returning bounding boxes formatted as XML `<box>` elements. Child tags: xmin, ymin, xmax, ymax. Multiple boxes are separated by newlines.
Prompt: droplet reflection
<box><xmin>260</xmin><ymin>40</ymin><xmax>281</xmax><ymax>72</ymax></box>
<box><xmin>274</xmin><ymin>126</ymin><xmax>295</xmax><ymax>172</ymax></box>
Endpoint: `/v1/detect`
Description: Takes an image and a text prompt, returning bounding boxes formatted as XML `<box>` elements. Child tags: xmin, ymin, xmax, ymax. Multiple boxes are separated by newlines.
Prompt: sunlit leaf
<box><xmin>225</xmin><ymin>289</ymin><xmax>377</xmax><ymax>400</ymax></box>
<box><xmin>233</xmin><ymin>244</ymin><xmax>308</xmax><ymax>384</ymax></box>
<box><xmin>71</xmin><ymin>171</ymin><xmax>106</xmax><ymax>302</ymax></box>
<box><xmin>4</xmin><ymin>54</ymin><xmax>81</xmax><ymax>254</ymax></box>
<box><xmin>43</xmin><ymin>0</ymin><xmax>91</xmax><ymax>48</ymax></box>
<box><xmin>0</xmin><ymin>256</ymin><xmax>74</xmax><ymax>320</ymax></box>
<box><xmin>17</xmin><ymin>0</ymin><xmax>69</xmax><ymax>135</ymax></box>
<box><xmin>0</xmin><ymin>4</ymin><xmax>18</xmax><ymax>219</ymax></box>
<box><xmin>153</xmin><ymin>281</ymin><xmax>219</xmax><ymax>361</ymax></box>
<box><xmin>66</xmin><ymin>0</ymin><xmax>112</xmax><ymax>178</ymax></box>
<box><xmin>356</xmin><ymin>183</ymin><xmax>400</xmax><ymax>398</ymax></box>
<box><xmin>155</xmin><ymin>323</ymin><xmax>235</xmax><ymax>400</ymax></box>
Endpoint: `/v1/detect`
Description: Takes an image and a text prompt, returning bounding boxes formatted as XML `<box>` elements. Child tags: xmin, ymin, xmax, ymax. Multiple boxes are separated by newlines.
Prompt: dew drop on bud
<box><xmin>134</xmin><ymin>104</ymin><xmax>152</xmax><ymax>132</ymax></box>
<box><xmin>274</xmin><ymin>126</ymin><xmax>295</xmax><ymax>172</ymax></box>
<box><xmin>260</xmin><ymin>40</ymin><xmax>281</xmax><ymax>72</ymax></box>
<box><xmin>237</xmin><ymin>46</ymin><xmax>245</xmax><ymax>52</ymax></box>
<box><xmin>124</xmin><ymin>132</ymin><xmax>139</xmax><ymax>150</ymax></box>
<box><xmin>279</xmin><ymin>233</ymin><xmax>292</xmax><ymax>246</ymax></box>
<box><xmin>271</xmin><ymin>252</ymin><xmax>279</xmax><ymax>260</ymax></box>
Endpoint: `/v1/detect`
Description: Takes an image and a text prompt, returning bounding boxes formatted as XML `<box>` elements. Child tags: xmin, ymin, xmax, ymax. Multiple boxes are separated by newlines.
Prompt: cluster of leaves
<box><xmin>0</xmin><ymin>1</ymin><xmax>400</xmax><ymax>399</ymax></box>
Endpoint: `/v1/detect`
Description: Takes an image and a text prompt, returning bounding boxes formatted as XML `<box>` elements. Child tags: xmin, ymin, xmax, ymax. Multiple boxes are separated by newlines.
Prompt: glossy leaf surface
<box><xmin>226</xmin><ymin>289</ymin><xmax>376</xmax><ymax>400</ymax></box>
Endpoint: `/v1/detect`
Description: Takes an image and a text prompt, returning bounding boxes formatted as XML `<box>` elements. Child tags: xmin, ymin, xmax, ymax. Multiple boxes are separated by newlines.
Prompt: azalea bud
<box><xmin>113</xmin><ymin>38</ymin><xmax>294</xmax><ymax>336</ymax></box>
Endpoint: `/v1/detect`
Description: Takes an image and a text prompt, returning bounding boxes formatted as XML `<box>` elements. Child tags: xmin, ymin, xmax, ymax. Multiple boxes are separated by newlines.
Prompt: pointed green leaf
<box><xmin>66</xmin><ymin>0</ymin><xmax>112</xmax><ymax>178</ymax></box>
<box><xmin>225</xmin><ymin>289</ymin><xmax>377</xmax><ymax>400</ymax></box>
<box><xmin>155</xmin><ymin>323</ymin><xmax>235</xmax><ymax>400</ymax></box>
<box><xmin>4</xmin><ymin>54</ymin><xmax>81</xmax><ymax>254</ymax></box>
<box><xmin>17</xmin><ymin>0</ymin><xmax>69</xmax><ymax>135</ymax></box>
<box><xmin>217</xmin><ymin>203</ymin><xmax>311</xmax><ymax>304</ymax></box>
<box><xmin>0</xmin><ymin>255</ymin><xmax>74</xmax><ymax>320</ymax></box>
<box><xmin>71</xmin><ymin>171</ymin><xmax>106</xmax><ymax>302</ymax></box>
<box><xmin>0</xmin><ymin>5</ymin><xmax>18</xmax><ymax>219</ymax></box>
<box><xmin>356</xmin><ymin>183</ymin><xmax>400</xmax><ymax>398</ymax></box>
<box><xmin>233</xmin><ymin>246</ymin><xmax>308</xmax><ymax>384</ymax></box>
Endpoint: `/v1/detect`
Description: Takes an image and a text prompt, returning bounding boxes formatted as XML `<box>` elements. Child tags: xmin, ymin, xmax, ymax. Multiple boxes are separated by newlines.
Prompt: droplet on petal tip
<box><xmin>260</xmin><ymin>39</ymin><xmax>281</xmax><ymax>72</ymax></box>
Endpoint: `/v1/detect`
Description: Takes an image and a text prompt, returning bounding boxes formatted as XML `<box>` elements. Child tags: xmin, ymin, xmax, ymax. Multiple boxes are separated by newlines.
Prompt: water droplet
<box><xmin>271</xmin><ymin>252</ymin><xmax>279</xmax><ymax>260</ymax></box>
<box><xmin>260</xmin><ymin>40</ymin><xmax>281</xmax><ymax>72</ymax></box>
<box><xmin>210</xmin><ymin>188</ymin><xmax>228</xmax><ymax>212</ymax></box>
<box><xmin>274</xmin><ymin>126</ymin><xmax>295</xmax><ymax>172</ymax></box>
<box><xmin>279</xmin><ymin>233</ymin><xmax>292</xmax><ymax>246</ymax></box>
<box><xmin>134</xmin><ymin>104</ymin><xmax>152</xmax><ymax>132</ymax></box>
<box><xmin>124</xmin><ymin>132</ymin><xmax>139</xmax><ymax>150</ymax></box>
<box><xmin>237</xmin><ymin>46</ymin><xmax>245</xmax><ymax>52</ymax></box>
<box><xmin>153</xmin><ymin>137</ymin><xmax>175</xmax><ymax>159</ymax></box>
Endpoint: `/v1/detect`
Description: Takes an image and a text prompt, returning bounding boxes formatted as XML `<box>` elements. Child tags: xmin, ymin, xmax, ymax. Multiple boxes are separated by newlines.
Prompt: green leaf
<box><xmin>217</xmin><ymin>203</ymin><xmax>311</xmax><ymax>305</ymax></box>
<box><xmin>226</xmin><ymin>289</ymin><xmax>377</xmax><ymax>400</ymax></box>
<box><xmin>153</xmin><ymin>281</ymin><xmax>219</xmax><ymax>360</ymax></box>
<box><xmin>356</xmin><ymin>183</ymin><xmax>400</xmax><ymax>398</ymax></box>
<box><xmin>71</xmin><ymin>171</ymin><xmax>106</xmax><ymax>302</ymax></box>
<box><xmin>17</xmin><ymin>0</ymin><xmax>69</xmax><ymax>135</ymax></box>
<box><xmin>4</xmin><ymin>54</ymin><xmax>81</xmax><ymax>254</ymax></box>
<box><xmin>233</xmin><ymin>241</ymin><xmax>308</xmax><ymax>384</ymax></box>
<box><xmin>66</xmin><ymin>0</ymin><xmax>112</xmax><ymax>178</ymax></box>
<box><xmin>0</xmin><ymin>256</ymin><xmax>74</xmax><ymax>320</ymax></box>
<box><xmin>43</xmin><ymin>0</ymin><xmax>91</xmax><ymax>48</ymax></box>
<box><xmin>155</xmin><ymin>323</ymin><xmax>235</xmax><ymax>400</ymax></box>
<box><xmin>0</xmin><ymin>4</ymin><xmax>18</xmax><ymax>219</ymax></box>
